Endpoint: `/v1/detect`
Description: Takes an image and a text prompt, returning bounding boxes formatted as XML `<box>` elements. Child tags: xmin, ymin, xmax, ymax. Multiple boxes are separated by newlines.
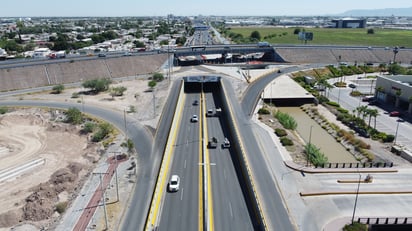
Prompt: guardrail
<box><xmin>144</xmin><ymin>80</ymin><xmax>185</xmax><ymax>231</ymax></box>
<box><xmin>314</xmin><ymin>162</ymin><xmax>394</xmax><ymax>168</ymax></box>
<box><xmin>357</xmin><ymin>217</ymin><xmax>412</xmax><ymax>225</ymax></box>
<box><xmin>0</xmin><ymin>158</ymin><xmax>45</xmax><ymax>183</ymax></box>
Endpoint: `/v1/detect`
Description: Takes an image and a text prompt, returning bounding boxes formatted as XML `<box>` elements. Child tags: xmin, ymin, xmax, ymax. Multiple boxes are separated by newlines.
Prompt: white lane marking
<box><xmin>229</xmin><ymin>201</ymin><xmax>233</xmax><ymax>218</ymax></box>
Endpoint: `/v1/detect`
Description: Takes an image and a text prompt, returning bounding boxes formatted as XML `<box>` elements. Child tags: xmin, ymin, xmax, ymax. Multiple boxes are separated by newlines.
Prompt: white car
<box><xmin>191</xmin><ymin>115</ymin><xmax>198</xmax><ymax>122</ymax></box>
<box><xmin>168</xmin><ymin>175</ymin><xmax>180</xmax><ymax>192</ymax></box>
<box><xmin>222</xmin><ymin>137</ymin><xmax>230</xmax><ymax>148</ymax></box>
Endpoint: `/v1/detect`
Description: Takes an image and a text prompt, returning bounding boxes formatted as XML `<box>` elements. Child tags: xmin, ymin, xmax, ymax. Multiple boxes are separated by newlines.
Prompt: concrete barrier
<box><xmin>0</xmin><ymin>158</ymin><xmax>45</xmax><ymax>183</ymax></box>
<box><xmin>219</xmin><ymin>80</ymin><xmax>268</xmax><ymax>231</ymax></box>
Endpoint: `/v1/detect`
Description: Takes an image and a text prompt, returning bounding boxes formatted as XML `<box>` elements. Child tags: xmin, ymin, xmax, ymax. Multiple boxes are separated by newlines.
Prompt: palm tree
<box><xmin>395</xmin><ymin>89</ymin><xmax>402</xmax><ymax>108</ymax></box>
<box><xmin>356</xmin><ymin>105</ymin><xmax>368</xmax><ymax>119</ymax></box>
<box><xmin>360</xmin><ymin>106</ymin><xmax>369</xmax><ymax>120</ymax></box>
<box><xmin>369</xmin><ymin>109</ymin><xmax>379</xmax><ymax>129</ymax></box>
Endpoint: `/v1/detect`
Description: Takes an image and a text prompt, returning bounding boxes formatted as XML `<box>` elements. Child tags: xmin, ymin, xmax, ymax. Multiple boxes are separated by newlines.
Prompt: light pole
<box><xmin>393</xmin><ymin>46</ymin><xmax>399</xmax><ymax>63</ymax></box>
<box><xmin>270</xmin><ymin>81</ymin><xmax>274</xmax><ymax>106</ymax></box>
<box><xmin>337</xmin><ymin>86</ymin><xmax>341</xmax><ymax>105</ymax></box>
<box><xmin>394</xmin><ymin>119</ymin><xmax>401</xmax><ymax>145</ymax></box>
<box><xmin>351</xmin><ymin>173</ymin><xmax>362</xmax><ymax>224</ymax></box>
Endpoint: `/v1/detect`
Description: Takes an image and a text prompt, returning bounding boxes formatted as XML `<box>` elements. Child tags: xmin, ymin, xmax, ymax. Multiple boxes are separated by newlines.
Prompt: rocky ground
<box><xmin>0</xmin><ymin>108</ymin><xmax>100</xmax><ymax>229</ymax></box>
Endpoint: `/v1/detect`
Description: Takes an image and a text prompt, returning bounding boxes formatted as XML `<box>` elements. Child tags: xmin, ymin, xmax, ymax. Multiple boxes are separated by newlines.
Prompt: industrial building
<box><xmin>375</xmin><ymin>75</ymin><xmax>412</xmax><ymax>114</ymax></box>
<box><xmin>331</xmin><ymin>18</ymin><xmax>367</xmax><ymax>28</ymax></box>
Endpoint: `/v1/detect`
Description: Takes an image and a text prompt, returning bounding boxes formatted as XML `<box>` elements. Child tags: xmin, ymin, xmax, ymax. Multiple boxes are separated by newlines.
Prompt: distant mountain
<box><xmin>340</xmin><ymin>7</ymin><xmax>412</xmax><ymax>16</ymax></box>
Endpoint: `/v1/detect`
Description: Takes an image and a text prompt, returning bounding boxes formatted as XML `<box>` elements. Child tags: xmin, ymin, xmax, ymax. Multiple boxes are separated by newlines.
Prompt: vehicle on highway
<box><xmin>206</xmin><ymin>109</ymin><xmax>214</xmax><ymax>117</ymax></box>
<box><xmin>168</xmin><ymin>175</ymin><xmax>180</xmax><ymax>192</ymax></box>
<box><xmin>208</xmin><ymin>137</ymin><xmax>218</xmax><ymax>148</ymax></box>
<box><xmin>123</xmin><ymin>52</ymin><xmax>132</xmax><ymax>56</ymax></box>
<box><xmin>192</xmin><ymin>100</ymin><xmax>199</xmax><ymax>106</ymax></box>
<box><xmin>191</xmin><ymin>115</ymin><xmax>198</xmax><ymax>122</ymax></box>
<box><xmin>257</xmin><ymin>41</ymin><xmax>271</xmax><ymax>47</ymax></box>
<box><xmin>390</xmin><ymin>111</ymin><xmax>400</xmax><ymax>117</ymax></box>
<box><xmin>98</xmin><ymin>53</ymin><xmax>106</xmax><ymax>57</ymax></box>
<box><xmin>222</xmin><ymin>137</ymin><xmax>230</xmax><ymax>148</ymax></box>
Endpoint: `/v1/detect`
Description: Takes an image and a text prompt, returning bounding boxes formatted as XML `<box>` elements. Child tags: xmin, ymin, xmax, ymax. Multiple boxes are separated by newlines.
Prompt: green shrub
<box><xmin>52</xmin><ymin>84</ymin><xmax>65</xmax><ymax>94</ymax></box>
<box><xmin>383</xmin><ymin>134</ymin><xmax>395</xmax><ymax>143</ymax></box>
<box><xmin>0</xmin><ymin>106</ymin><xmax>8</xmax><ymax>114</ymax></box>
<box><xmin>275</xmin><ymin>111</ymin><xmax>297</xmax><ymax>130</ymax></box>
<box><xmin>55</xmin><ymin>201</ymin><xmax>68</xmax><ymax>214</ymax></box>
<box><xmin>337</xmin><ymin>107</ymin><xmax>349</xmax><ymax>114</ymax></box>
<box><xmin>92</xmin><ymin>122</ymin><xmax>113</xmax><ymax>142</ymax></box>
<box><xmin>305</xmin><ymin>143</ymin><xmax>328</xmax><ymax>166</ymax></box>
<box><xmin>275</xmin><ymin>128</ymin><xmax>287</xmax><ymax>137</ymax></box>
<box><xmin>71</xmin><ymin>92</ymin><xmax>80</xmax><ymax>98</ymax></box>
<box><xmin>326</xmin><ymin>101</ymin><xmax>340</xmax><ymax>107</ymax></box>
<box><xmin>343</xmin><ymin>222</ymin><xmax>368</xmax><ymax>231</ymax></box>
<box><xmin>258</xmin><ymin>107</ymin><xmax>270</xmax><ymax>115</ymax></box>
<box><xmin>280</xmin><ymin>137</ymin><xmax>294</xmax><ymax>146</ymax></box>
<box><xmin>82</xmin><ymin>122</ymin><xmax>96</xmax><ymax>134</ymax></box>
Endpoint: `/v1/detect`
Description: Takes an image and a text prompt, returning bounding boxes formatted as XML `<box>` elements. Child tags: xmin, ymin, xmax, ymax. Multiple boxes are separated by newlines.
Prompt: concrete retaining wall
<box><xmin>218</xmin><ymin>80</ymin><xmax>267</xmax><ymax>231</ymax></box>
<box><xmin>0</xmin><ymin>54</ymin><xmax>168</xmax><ymax>92</ymax></box>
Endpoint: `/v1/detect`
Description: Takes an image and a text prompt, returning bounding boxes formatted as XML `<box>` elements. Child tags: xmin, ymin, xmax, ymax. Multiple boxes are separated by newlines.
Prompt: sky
<box><xmin>2</xmin><ymin>0</ymin><xmax>412</xmax><ymax>17</ymax></box>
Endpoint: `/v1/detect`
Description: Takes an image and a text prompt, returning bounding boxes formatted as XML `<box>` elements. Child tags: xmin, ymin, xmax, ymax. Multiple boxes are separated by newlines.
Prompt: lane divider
<box><xmin>198</xmin><ymin>91</ymin><xmax>204</xmax><ymax>231</ymax></box>
<box><xmin>145</xmin><ymin>80</ymin><xmax>185</xmax><ymax>230</ymax></box>
<box><xmin>202</xmin><ymin>90</ymin><xmax>214</xmax><ymax>231</ymax></box>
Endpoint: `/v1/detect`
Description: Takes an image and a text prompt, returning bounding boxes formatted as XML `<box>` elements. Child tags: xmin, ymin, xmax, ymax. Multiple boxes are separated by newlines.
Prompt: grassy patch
<box><xmin>228</xmin><ymin>27</ymin><xmax>412</xmax><ymax>47</ymax></box>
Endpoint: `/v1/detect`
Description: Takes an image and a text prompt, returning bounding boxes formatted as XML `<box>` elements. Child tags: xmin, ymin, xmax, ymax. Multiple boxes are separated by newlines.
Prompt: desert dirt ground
<box><xmin>0</xmin><ymin>108</ymin><xmax>100</xmax><ymax>228</ymax></box>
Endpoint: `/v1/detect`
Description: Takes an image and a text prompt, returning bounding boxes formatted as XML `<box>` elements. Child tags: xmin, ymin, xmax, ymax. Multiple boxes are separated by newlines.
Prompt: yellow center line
<box><xmin>202</xmin><ymin>91</ymin><xmax>214</xmax><ymax>231</ymax></box>
<box><xmin>198</xmin><ymin>93</ymin><xmax>204</xmax><ymax>231</ymax></box>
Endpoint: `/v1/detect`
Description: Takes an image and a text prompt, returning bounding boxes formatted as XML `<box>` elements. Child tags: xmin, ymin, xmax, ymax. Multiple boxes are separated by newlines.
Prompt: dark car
<box><xmin>98</xmin><ymin>53</ymin><xmax>106</xmax><ymax>57</ymax></box>
<box><xmin>348</xmin><ymin>83</ymin><xmax>357</xmax><ymax>89</ymax></box>
<box><xmin>193</xmin><ymin>100</ymin><xmax>199</xmax><ymax>106</ymax></box>
<box><xmin>368</xmin><ymin>100</ymin><xmax>379</xmax><ymax>106</ymax></box>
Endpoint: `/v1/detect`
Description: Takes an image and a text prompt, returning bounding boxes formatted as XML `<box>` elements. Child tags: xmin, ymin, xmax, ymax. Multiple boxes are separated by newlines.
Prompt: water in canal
<box><xmin>279</xmin><ymin>107</ymin><xmax>356</xmax><ymax>163</ymax></box>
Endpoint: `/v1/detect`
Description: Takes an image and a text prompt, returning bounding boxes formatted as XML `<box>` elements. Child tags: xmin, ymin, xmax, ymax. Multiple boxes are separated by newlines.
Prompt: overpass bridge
<box><xmin>173</xmin><ymin>44</ymin><xmax>280</xmax><ymax>65</ymax></box>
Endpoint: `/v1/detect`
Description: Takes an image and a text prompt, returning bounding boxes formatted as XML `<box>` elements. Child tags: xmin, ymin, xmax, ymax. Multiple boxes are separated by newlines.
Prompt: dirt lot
<box><xmin>0</xmin><ymin>74</ymin><xmax>171</xmax><ymax>230</ymax></box>
<box><xmin>0</xmin><ymin>108</ymin><xmax>100</xmax><ymax>229</ymax></box>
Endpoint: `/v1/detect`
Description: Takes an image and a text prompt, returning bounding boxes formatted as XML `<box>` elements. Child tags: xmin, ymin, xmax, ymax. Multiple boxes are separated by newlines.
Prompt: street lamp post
<box><xmin>394</xmin><ymin>120</ymin><xmax>401</xmax><ymax>145</ymax></box>
<box><xmin>351</xmin><ymin>173</ymin><xmax>362</xmax><ymax>224</ymax></box>
<box><xmin>393</xmin><ymin>46</ymin><xmax>399</xmax><ymax>63</ymax></box>
<box><xmin>337</xmin><ymin>86</ymin><xmax>341</xmax><ymax>105</ymax></box>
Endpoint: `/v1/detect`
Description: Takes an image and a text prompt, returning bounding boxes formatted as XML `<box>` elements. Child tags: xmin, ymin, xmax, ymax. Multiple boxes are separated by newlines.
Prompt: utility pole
<box><xmin>110</xmin><ymin>152</ymin><xmax>121</xmax><ymax>202</ymax></box>
<box><xmin>351</xmin><ymin>173</ymin><xmax>362</xmax><ymax>224</ymax></box>
<box><xmin>152</xmin><ymin>89</ymin><xmax>156</xmax><ymax>118</ymax></box>
<box><xmin>123</xmin><ymin>109</ymin><xmax>127</xmax><ymax>140</ymax></box>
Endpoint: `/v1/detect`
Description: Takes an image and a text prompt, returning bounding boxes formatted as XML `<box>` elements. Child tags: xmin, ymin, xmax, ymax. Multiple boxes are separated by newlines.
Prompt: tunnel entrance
<box><xmin>183</xmin><ymin>76</ymin><xmax>221</xmax><ymax>93</ymax></box>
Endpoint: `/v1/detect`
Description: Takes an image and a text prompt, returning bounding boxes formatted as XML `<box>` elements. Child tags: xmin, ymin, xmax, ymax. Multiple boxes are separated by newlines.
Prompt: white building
<box><xmin>33</xmin><ymin>48</ymin><xmax>51</xmax><ymax>58</ymax></box>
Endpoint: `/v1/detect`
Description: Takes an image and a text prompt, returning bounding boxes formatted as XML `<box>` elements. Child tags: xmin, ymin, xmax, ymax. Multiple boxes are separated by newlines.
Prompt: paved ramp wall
<box><xmin>276</xmin><ymin>48</ymin><xmax>412</xmax><ymax>64</ymax></box>
<box><xmin>0</xmin><ymin>54</ymin><xmax>167</xmax><ymax>92</ymax></box>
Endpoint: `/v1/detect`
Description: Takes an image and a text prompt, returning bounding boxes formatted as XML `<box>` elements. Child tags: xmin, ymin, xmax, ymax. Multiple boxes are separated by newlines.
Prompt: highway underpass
<box><xmin>146</xmin><ymin>76</ymin><xmax>266</xmax><ymax>231</ymax></box>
